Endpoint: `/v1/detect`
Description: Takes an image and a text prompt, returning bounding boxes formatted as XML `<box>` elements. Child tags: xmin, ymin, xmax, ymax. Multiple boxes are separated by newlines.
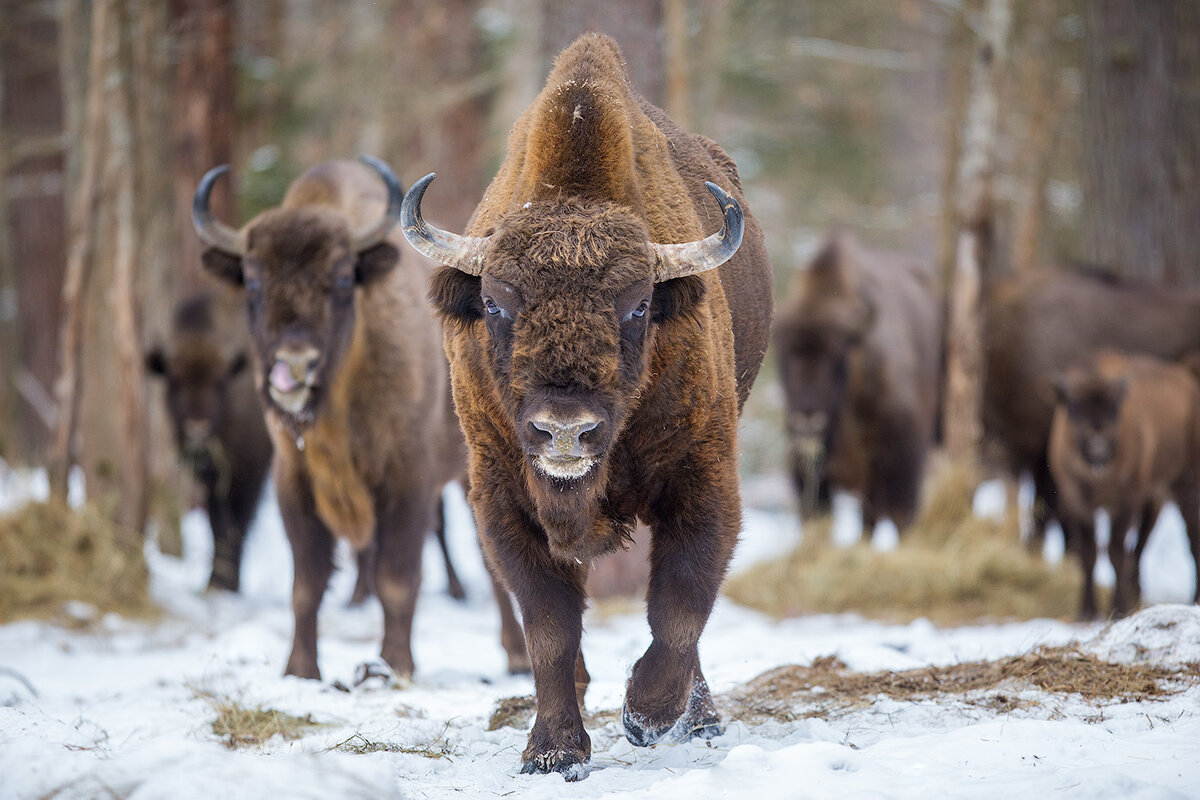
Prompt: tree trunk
<box><xmin>170</xmin><ymin>0</ymin><xmax>235</xmax><ymax>294</ymax></box>
<box><xmin>49</xmin><ymin>0</ymin><xmax>112</xmax><ymax>499</ymax></box>
<box><xmin>0</xmin><ymin>2</ymin><xmax>68</xmax><ymax>461</ymax></box>
<box><xmin>1080</xmin><ymin>0</ymin><xmax>1200</xmax><ymax>285</ymax></box>
<box><xmin>943</xmin><ymin>0</ymin><xmax>1012</xmax><ymax>465</ymax></box>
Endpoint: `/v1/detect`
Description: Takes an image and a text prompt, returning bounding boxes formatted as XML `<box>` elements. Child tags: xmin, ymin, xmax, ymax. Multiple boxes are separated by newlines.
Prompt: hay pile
<box><xmin>0</xmin><ymin>499</ymin><xmax>154</xmax><ymax>624</ymax></box>
<box><xmin>720</xmin><ymin>645</ymin><xmax>1193</xmax><ymax>724</ymax></box>
<box><xmin>725</xmin><ymin>461</ymin><xmax>1084</xmax><ymax>624</ymax></box>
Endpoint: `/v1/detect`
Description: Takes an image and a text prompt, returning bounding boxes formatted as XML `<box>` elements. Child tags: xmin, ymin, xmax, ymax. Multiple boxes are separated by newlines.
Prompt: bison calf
<box><xmin>773</xmin><ymin>231</ymin><xmax>941</xmax><ymax>533</ymax></box>
<box><xmin>146</xmin><ymin>291</ymin><xmax>272</xmax><ymax>592</ymax></box>
<box><xmin>1049</xmin><ymin>350</ymin><xmax>1200</xmax><ymax>618</ymax></box>
<box><xmin>192</xmin><ymin>157</ymin><xmax>526</xmax><ymax>680</ymax></box>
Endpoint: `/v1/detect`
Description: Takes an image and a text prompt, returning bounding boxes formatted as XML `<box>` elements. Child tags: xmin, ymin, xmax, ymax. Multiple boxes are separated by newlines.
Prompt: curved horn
<box><xmin>400</xmin><ymin>173</ymin><xmax>490</xmax><ymax>275</ymax></box>
<box><xmin>353</xmin><ymin>155</ymin><xmax>405</xmax><ymax>251</ymax></box>
<box><xmin>192</xmin><ymin>165</ymin><xmax>242</xmax><ymax>255</ymax></box>
<box><xmin>651</xmin><ymin>181</ymin><xmax>744</xmax><ymax>282</ymax></box>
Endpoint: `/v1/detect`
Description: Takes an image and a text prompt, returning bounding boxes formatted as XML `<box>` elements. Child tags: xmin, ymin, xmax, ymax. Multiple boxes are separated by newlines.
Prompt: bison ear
<box><xmin>201</xmin><ymin>248</ymin><xmax>245</xmax><ymax>286</ymax></box>
<box><xmin>145</xmin><ymin>348</ymin><xmax>167</xmax><ymax>377</ymax></box>
<box><xmin>429</xmin><ymin>266</ymin><xmax>483</xmax><ymax>327</ymax></box>
<box><xmin>651</xmin><ymin>276</ymin><xmax>707</xmax><ymax>323</ymax></box>
<box><xmin>355</xmin><ymin>242</ymin><xmax>400</xmax><ymax>285</ymax></box>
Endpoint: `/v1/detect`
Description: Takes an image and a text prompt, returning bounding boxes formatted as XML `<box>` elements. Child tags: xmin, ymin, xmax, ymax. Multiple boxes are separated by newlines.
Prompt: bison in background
<box><xmin>773</xmin><ymin>231</ymin><xmax>941</xmax><ymax>533</ymax></box>
<box><xmin>401</xmin><ymin>34</ymin><xmax>772</xmax><ymax>780</ymax></box>
<box><xmin>146</xmin><ymin>291</ymin><xmax>272</xmax><ymax>592</ymax></box>
<box><xmin>983</xmin><ymin>267</ymin><xmax>1200</xmax><ymax>547</ymax></box>
<box><xmin>192</xmin><ymin>156</ymin><xmax>527</xmax><ymax>681</ymax></box>
<box><xmin>1048</xmin><ymin>350</ymin><xmax>1200</xmax><ymax>619</ymax></box>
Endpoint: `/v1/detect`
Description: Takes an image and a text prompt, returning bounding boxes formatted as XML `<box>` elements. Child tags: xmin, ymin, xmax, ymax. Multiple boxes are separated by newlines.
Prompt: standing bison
<box><xmin>146</xmin><ymin>291</ymin><xmax>272</xmax><ymax>592</ymax></box>
<box><xmin>1048</xmin><ymin>351</ymin><xmax>1200</xmax><ymax>619</ymax></box>
<box><xmin>192</xmin><ymin>157</ymin><xmax>527</xmax><ymax>680</ymax></box>
<box><xmin>983</xmin><ymin>267</ymin><xmax>1200</xmax><ymax>544</ymax></box>
<box><xmin>401</xmin><ymin>34</ymin><xmax>772</xmax><ymax>779</ymax></box>
<box><xmin>773</xmin><ymin>231</ymin><xmax>941</xmax><ymax>532</ymax></box>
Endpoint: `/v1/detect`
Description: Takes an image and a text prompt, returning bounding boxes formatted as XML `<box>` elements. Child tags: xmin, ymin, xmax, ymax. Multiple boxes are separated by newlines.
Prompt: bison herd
<box><xmin>144</xmin><ymin>33</ymin><xmax>1199</xmax><ymax>781</ymax></box>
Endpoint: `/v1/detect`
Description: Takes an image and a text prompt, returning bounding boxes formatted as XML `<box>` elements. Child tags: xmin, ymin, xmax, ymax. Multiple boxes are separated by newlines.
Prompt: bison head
<box><xmin>145</xmin><ymin>297</ymin><xmax>249</xmax><ymax>470</ymax></box>
<box><xmin>401</xmin><ymin>173</ymin><xmax>741</xmax><ymax>559</ymax></box>
<box><xmin>774</xmin><ymin>287</ymin><xmax>874</xmax><ymax>461</ymax></box>
<box><xmin>1052</xmin><ymin>368</ymin><xmax>1128</xmax><ymax>473</ymax></box>
<box><xmin>191</xmin><ymin>157</ymin><xmax>403</xmax><ymax>436</ymax></box>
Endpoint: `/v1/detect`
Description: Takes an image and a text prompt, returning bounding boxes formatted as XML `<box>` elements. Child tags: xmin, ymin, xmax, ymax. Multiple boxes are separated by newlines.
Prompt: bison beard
<box><xmin>402</xmin><ymin>34</ymin><xmax>772</xmax><ymax>780</ymax></box>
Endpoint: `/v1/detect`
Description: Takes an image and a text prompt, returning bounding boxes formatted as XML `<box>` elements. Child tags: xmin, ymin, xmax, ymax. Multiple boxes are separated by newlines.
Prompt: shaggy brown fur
<box><xmin>198</xmin><ymin>159</ymin><xmax>527</xmax><ymax>680</ymax></box>
<box><xmin>146</xmin><ymin>292</ymin><xmax>272</xmax><ymax>592</ymax></box>
<box><xmin>1049</xmin><ymin>350</ymin><xmax>1200</xmax><ymax>619</ymax></box>
<box><xmin>983</xmin><ymin>267</ymin><xmax>1200</xmax><ymax>546</ymax></box>
<box><xmin>415</xmin><ymin>35</ymin><xmax>772</xmax><ymax>779</ymax></box>
<box><xmin>773</xmin><ymin>231</ymin><xmax>941</xmax><ymax>532</ymax></box>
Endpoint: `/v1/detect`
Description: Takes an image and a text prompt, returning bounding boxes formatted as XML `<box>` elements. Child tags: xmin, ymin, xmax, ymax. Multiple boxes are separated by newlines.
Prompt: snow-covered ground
<box><xmin>2</xmin><ymin>477</ymin><xmax>1199</xmax><ymax>799</ymax></box>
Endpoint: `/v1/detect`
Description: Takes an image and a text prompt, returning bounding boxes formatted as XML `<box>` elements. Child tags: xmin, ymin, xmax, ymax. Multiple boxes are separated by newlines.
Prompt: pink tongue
<box><xmin>269</xmin><ymin>361</ymin><xmax>300</xmax><ymax>393</ymax></box>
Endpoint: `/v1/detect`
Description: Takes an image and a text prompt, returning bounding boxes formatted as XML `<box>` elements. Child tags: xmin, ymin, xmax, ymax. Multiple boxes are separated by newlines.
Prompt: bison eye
<box><xmin>623</xmin><ymin>300</ymin><xmax>650</xmax><ymax>323</ymax></box>
<box><xmin>334</xmin><ymin>274</ymin><xmax>353</xmax><ymax>291</ymax></box>
<box><xmin>245</xmin><ymin>276</ymin><xmax>262</xmax><ymax>294</ymax></box>
<box><xmin>484</xmin><ymin>297</ymin><xmax>509</xmax><ymax>318</ymax></box>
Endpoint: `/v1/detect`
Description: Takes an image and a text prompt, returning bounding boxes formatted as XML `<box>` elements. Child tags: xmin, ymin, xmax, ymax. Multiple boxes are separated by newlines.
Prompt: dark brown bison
<box><xmin>192</xmin><ymin>156</ymin><xmax>527</xmax><ymax>680</ymax></box>
<box><xmin>1048</xmin><ymin>350</ymin><xmax>1200</xmax><ymax>618</ymax></box>
<box><xmin>773</xmin><ymin>231</ymin><xmax>941</xmax><ymax>532</ymax></box>
<box><xmin>146</xmin><ymin>291</ymin><xmax>272</xmax><ymax>592</ymax></box>
<box><xmin>983</xmin><ymin>267</ymin><xmax>1200</xmax><ymax>545</ymax></box>
<box><xmin>400</xmin><ymin>34</ymin><xmax>772</xmax><ymax>779</ymax></box>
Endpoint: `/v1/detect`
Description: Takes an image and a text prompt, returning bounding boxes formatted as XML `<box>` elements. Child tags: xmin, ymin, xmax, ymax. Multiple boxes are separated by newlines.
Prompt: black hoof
<box><xmin>520</xmin><ymin>751</ymin><xmax>588</xmax><ymax>781</ymax></box>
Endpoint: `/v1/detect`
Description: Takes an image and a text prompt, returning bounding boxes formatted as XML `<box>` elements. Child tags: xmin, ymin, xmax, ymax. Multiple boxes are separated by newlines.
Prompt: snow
<box><xmin>2</xmin><ymin>476</ymin><xmax>1200</xmax><ymax>799</ymax></box>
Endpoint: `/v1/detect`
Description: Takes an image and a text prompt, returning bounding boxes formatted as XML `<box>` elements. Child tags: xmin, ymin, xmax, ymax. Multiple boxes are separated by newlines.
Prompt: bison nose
<box><xmin>183</xmin><ymin>418</ymin><xmax>211</xmax><ymax>446</ymax></box>
<box><xmin>528</xmin><ymin>415</ymin><xmax>602</xmax><ymax>458</ymax></box>
<box><xmin>789</xmin><ymin>410</ymin><xmax>828</xmax><ymax>438</ymax></box>
<box><xmin>269</xmin><ymin>345</ymin><xmax>319</xmax><ymax>393</ymax></box>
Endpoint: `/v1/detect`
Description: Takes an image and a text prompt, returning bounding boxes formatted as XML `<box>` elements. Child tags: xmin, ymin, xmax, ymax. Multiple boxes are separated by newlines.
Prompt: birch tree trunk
<box><xmin>943</xmin><ymin>0</ymin><xmax>1011</xmax><ymax>464</ymax></box>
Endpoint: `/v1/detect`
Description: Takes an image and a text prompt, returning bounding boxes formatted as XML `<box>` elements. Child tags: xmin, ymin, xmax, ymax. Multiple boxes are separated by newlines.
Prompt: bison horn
<box><xmin>353</xmin><ymin>155</ymin><xmax>405</xmax><ymax>252</ymax></box>
<box><xmin>192</xmin><ymin>165</ymin><xmax>243</xmax><ymax>256</ymax></box>
<box><xmin>400</xmin><ymin>173</ymin><xmax>490</xmax><ymax>276</ymax></box>
<box><xmin>650</xmin><ymin>182</ymin><xmax>744</xmax><ymax>282</ymax></box>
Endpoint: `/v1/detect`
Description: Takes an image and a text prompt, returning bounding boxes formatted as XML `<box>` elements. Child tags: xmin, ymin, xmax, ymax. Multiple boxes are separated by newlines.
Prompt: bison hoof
<box><xmin>623</xmin><ymin>673</ymin><xmax>723</xmax><ymax>747</ymax></box>
<box><xmin>519</xmin><ymin>750</ymin><xmax>588</xmax><ymax>782</ymax></box>
<box><xmin>353</xmin><ymin>659</ymin><xmax>409</xmax><ymax>689</ymax></box>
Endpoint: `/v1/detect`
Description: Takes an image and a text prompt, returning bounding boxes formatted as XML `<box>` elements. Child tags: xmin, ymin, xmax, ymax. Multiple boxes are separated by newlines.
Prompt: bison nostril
<box><xmin>529</xmin><ymin>420</ymin><xmax>554</xmax><ymax>442</ymax></box>
<box><xmin>576</xmin><ymin>421</ymin><xmax>600</xmax><ymax>441</ymax></box>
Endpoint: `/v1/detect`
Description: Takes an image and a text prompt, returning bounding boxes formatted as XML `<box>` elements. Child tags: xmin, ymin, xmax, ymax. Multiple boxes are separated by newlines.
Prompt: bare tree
<box><xmin>1080</xmin><ymin>0</ymin><xmax>1200</xmax><ymax>285</ymax></box>
<box><xmin>943</xmin><ymin>0</ymin><xmax>1012</xmax><ymax>464</ymax></box>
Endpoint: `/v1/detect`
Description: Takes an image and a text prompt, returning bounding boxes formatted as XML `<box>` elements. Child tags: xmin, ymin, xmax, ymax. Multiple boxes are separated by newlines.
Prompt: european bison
<box><xmin>400</xmin><ymin>34</ymin><xmax>772</xmax><ymax>779</ymax></box>
<box><xmin>983</xmin><ymin>267</ymin><xmax>1200</xmax><ymax>545</ymax></box>
<box><xmin>192</xmin><ymin>157</ymin><xmax>527</xmax><ymax>680</ymax></box>
<box><xmin>1048</xmin><ymin>350</ymin><xmax>1200</xmax><ymax>619</ymax></box>
<box><xmin>146</xmin><ymin>291</ymin><xmax>272</xmax><ymax>592</ymax></box>
<box><xmin>773</xmin><ymin>231</ymin><xmax>941</xmax><ymax>532</ymax></box>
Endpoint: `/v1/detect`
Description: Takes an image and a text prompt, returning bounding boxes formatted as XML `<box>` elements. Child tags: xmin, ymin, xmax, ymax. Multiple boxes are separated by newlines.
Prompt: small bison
<box><xmin>192</xmin><ymin>156</ymin><xmax>527</xmax><ymax>680</ymax></box>
<box><xmin>984</xmin><ymin>267</ymin><xmax>1200</xmax><ymax>545</ymax></box>
<box><xmin>773</xmin><ymin>231</ymin><xmax>941</xmax><ymax>532</ymax></box>
<box><xmin>401</xmin><ymin>34</ymin><xmax>772</xmax><ymax>779</ymax></box>
<box><xmin>146</xmin><ymin>291</ymin><xmax>272</xmax><ymax>592</ymax></box>
<box><xmin>1049</xmin><ymin>350</ymin><xmax>1200</xmax><ymax>618</ymax></box>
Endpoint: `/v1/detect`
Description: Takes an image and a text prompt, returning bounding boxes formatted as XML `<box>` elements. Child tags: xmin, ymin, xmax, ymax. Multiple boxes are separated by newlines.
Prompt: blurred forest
<box><xmin>0</xmin><ymin>0</ymin><xmax>1196</xmax><ymax>535</ymax></box>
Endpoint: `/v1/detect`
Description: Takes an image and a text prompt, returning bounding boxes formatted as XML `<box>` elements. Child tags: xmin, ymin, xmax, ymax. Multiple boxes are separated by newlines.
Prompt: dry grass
<box><xmin>488</xmin><ymin>695</ymin><xmax>537</xmax><ymax>731</ymax></box>
<box><xmin>720</xmin><ymin>646</ymin><xmax>1198</xmax><ymax>724</ymax></box>
<box><xmin>724</xmin><ymin>460</ymin><xmax>1084</xmax><ymax>624</ymax></box>
<box><xmin>0</xmin><ymin>499</ymin><xmax>154</xmax><ymax>624</ymax></box>
<box><xmin>191</xmin><ymin>685</ymin><xmax>326</xmax><ymax>750</ymax></box>
<box><xmin>326</xmin><ymin>729</ymin><xmax>456</xmax><ymax>759</ymax></box>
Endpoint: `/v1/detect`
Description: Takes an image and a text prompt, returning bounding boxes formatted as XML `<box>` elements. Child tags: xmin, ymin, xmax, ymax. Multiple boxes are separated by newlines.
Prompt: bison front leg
<box><xmin>625</xmin><ymin>472</ymin><xmax>737</xmax><ymax>747</ymax></box>
<box><xmin>205</xmin><ymin>492</ymin><xmax>243</xmax><ymax>592</ymax></box>
<box><xmin>276</xmin><ymin>466</ymin><xmax>335</xmax><ymax>680</ymax></box>
<box><xmin>488</xmin><ymin>527</ymin><xmax>589</xmax><ymax>779</ymax></box>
